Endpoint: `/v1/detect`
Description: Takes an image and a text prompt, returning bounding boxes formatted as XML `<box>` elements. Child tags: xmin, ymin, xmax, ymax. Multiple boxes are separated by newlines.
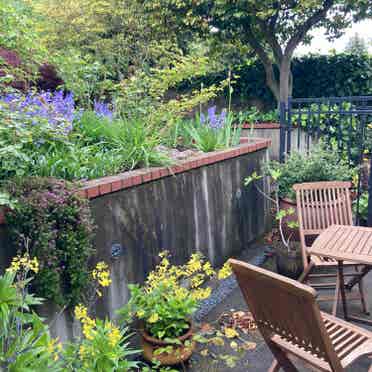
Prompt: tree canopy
<box><xmin>141</xmin><ymin>0</ymin><xmax>372</xmax><ymax>104</ymax></box>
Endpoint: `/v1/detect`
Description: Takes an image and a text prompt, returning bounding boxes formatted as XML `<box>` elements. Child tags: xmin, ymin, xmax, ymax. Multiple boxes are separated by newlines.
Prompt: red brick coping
<box><xmin>242</xmin><ymin>122</ymin><xmax>280</xmax><ymax>129</ymax></box>
<box><xmin>0</xmin><ymin>137</ymin><xmax>270</xmax><ymax>224</ymax></box>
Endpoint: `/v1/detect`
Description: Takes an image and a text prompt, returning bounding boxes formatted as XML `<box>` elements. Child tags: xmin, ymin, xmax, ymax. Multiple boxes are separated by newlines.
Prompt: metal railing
<box><xmin>279</xmin><ymin>95</ymin><xmax>372</xmax><ymax>224</ymax></box>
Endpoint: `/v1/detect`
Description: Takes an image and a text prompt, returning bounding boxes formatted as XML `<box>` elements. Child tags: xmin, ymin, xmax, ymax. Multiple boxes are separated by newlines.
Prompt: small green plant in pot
<box><xmin>117</xmin><ymin>252</ymin><xmax>231</xmax><ymax>366</ymax></box>
<box><xmin>245</xmin><ymin>144</ymin><xmax>356</xmax><ymax>278</ymax></box>
<box><xmin>245</xmin><ymin>170</ymin><xmax>302</xmax><ymax>278</ymax></box>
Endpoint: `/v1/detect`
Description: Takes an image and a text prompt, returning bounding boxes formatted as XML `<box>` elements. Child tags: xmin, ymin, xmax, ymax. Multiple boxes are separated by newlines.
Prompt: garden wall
<box><xmin>241</xmin><ymin>123</ymin><xmax>316</xmax><ymax>160</ymax></box>
<box><xmin>0</xmin><ymin>138</ymin><xmax>271</xmax><ymax>341</ymax></box>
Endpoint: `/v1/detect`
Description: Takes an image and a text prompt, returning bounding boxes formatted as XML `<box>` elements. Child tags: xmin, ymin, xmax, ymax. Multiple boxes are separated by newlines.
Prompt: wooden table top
<box><xmin>309</xmin><ymin>225</ymin><xmax>372</xmax><ymax>265</ymax></box>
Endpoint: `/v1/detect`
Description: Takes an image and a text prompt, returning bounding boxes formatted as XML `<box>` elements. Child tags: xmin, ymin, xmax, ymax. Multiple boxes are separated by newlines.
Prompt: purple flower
<box><xmin>0</xmin><ymin>90</ymin><xmax>76</xmax><ymax>134</ymax></box>
<box><xmin>94</xmin><ymin>100</ymin><xmax>113</xmax><ymax>121</ymax></box>
<box><xmin>200</xmin><ymin>106</ymin><xmax>227</xmax><ymax>129</ymax></box>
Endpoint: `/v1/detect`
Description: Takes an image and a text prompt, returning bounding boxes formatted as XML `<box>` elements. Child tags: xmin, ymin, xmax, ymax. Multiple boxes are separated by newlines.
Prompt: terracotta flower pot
<box><xmin>140</xmin><ymin>323</ymin><xmax>195</xmax><ymax>366</ymax></box>
<box><xmin>274</xmin><ymin>242</ymin><xmax>303</xmax><ymax>279</ymax></box>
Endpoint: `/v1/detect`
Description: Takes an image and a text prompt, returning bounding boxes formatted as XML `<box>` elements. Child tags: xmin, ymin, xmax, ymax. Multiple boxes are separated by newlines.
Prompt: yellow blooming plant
<box><xmin>1</xmin><ymin>258</ymin><xmax>64</xmax><ymax>371</ymax></box>
<box><xmin>118</xmin><ymin>252</ymin><xmax>232</xmax><ymax>341</ymax></box>
<box><xmin>6</xmin><ymin>253</ymin><xmax>39</xmax><ymax>275</ymax></box>
<box><xmin>67</xmin><ymin>304</ymin><xmax>140</xmax><ymax>371</ymax></box>
<box><xmin>66</xmin><ymin>264</ymin><xmax>140</xmax><ymax>372</ymax></box>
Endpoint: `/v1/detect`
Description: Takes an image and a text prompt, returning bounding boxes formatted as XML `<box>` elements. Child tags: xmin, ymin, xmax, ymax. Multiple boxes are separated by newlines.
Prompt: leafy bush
<box><xmin>354</xmin><ymin>191</ymin><xmax>369</xmax><ymax>222</ymax></box>
<box><xmin>269</xmin><ymin>144</ymin><xmax>356</xmax><ymax>199</ymax></box>
<box><xmin>236</xmin><ymin>107</ymin><xmax>278</xmax><ymax>124</ymax></box>
<box><xmin>5</xmin><ymin>177</ymin><xmax>95</xmax><ymax>307</ymax></box>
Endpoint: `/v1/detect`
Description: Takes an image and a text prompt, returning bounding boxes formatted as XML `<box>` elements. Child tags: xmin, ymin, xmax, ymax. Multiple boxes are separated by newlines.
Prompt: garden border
<box><xmin>0</xmin><ymin>137</ymin><xmax>270</xmax><ymax>223</ymax></box>
<box><xmin>242</xmin><ymin>123</ymin><xmax>280</xmax><ymax>129</ymax></box>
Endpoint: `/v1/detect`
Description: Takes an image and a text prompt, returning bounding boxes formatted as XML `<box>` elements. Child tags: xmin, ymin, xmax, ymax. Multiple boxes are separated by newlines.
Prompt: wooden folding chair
<box><xmin>294</xmin><ymin>181</ymin><xmax>368</xmax><ymax>315</ymax></box>
<box><xmin>230</xmin><ymin>259</ymin><xmax>372</xmax><ymax>372</ymax></box>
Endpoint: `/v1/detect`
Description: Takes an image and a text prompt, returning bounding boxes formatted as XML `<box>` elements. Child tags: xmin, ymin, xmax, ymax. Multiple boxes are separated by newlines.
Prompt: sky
<box><xmin>295</xmin><ymin>19</ymin><xmax>372</xmax><ymax>56</ymax></box>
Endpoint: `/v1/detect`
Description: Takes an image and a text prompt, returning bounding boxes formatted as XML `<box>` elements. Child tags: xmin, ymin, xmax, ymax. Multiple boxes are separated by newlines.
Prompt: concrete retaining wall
<box><xmin>0</xmin><ymin>138</ymin><xmax>271</xmax><ymax>341</ymax></box>
<box><xmin>241</xmin><ymin>123</ymin><xmax>317</xmax><ymax>161</ymax></box>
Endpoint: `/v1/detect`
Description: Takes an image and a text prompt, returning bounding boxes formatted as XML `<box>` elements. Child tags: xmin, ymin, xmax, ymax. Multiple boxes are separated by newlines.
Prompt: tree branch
<box><xmin>245</xmin><ymin>24</ymin><xmax>280</xmax><ymax>101</ymax></box>
<box><xmin>257</xmin><ymin>18</ymin><xmax>283</xmax><ymax>65</ymax></box>
<box><xmin>285</xmin><ymin>0</ymin><xmax>335</xmax><ymax>57</ymax></box>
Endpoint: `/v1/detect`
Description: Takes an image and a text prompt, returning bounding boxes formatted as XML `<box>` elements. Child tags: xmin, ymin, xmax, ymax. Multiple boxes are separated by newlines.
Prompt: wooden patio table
<box><xmin>309</xmin><ymin>224</ymin><xmax>372</xmax><ymax>325</ymax></box>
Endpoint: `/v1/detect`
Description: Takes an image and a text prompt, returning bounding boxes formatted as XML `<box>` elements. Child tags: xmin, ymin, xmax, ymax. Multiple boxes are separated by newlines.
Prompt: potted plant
<box><xmin>269</xmin><ymin>144</ymin><xmax>356</xmax><ymax>239</ymax></box>
<box><xmin>117</xmin><ymin>252</ymin><xmax>229</xmax><ymax>366</ymax></box>
<box><xmin>245</xmin><ymin>170</ymin><xmax>302</xmax><ymax>278</ymax></box>
<box><xmin>245</xmin><ymin>144</ymin><xmax>356</xmax><ymax>277</ymax></box>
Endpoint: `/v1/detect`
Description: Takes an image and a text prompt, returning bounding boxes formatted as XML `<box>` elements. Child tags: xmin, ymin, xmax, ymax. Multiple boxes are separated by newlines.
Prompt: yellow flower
<box><xmin>79</xmin><ymin>345</ymin><xmax>86</xmax><ymax>357</ymax></box>
<box><xmin>96</xmin><ymin>261</ymin><xmax>108</xmax><ymax>271</ymax></box>
<box><xmin>224</xmin><ymin>327</ymin><xmax>239</xmax><ymax>339</ymax></box>
<box><xmin>191</xmin><ymin>287</ymin><xmax>211</xmax><ymax>300</ymax></box>
<box><xmin>174</xmin><ymin>287</ymin><xmax>188</xmax><ymax>300</ymax></box>
<box><xmin>148</xmin><ymin>313</ymin><xmax>159</xmax><ymax>323</ymax></box>
<box><xmin>29</xmin><ymin>257</ymin><xmax>39</xmax><ymax>273</ymax></box>
<box><xmin>108</xmin><ymin>325</ymin><xmax>121</xmax><ymax>346</ymax></box>
<box><xmin>82</xmin><ymin>317</ymin><xmax>96</xmax><ymax>340</ymax></box>
<box><xmin>186</xmin><ymin>253</ymin><xmax>203</xmax><ymax>274</ymax></box>
<box><xmin>218</xmin><ymin>262</ymin><xmax>232</xmax><ymax>280</ymax></box>
<box><xmin>92</xmin><ymin>261</ymin><xmax>111</xmax><ymax>288</ymax></box>
<box><xmin>203</xmin><ymin>262</ymin><xmax>215</xmax><ymax>276</ymax></box>
<box><xmin>137</xmin><ymin>309</ymin><xmax>145</xmax><ymax>318</ymax></box>
<box><xmin>93</xmin><ymin>261</ymin><xmax>112</xmax><ymax>287</ymax></box>
<box><xmin>74</xmin><ymin>304</ymin><xmax>88</xmax><ymax>320</ymax></box>
<box><xmin>190</xmin><ymin>274</ymin><xmax>205</xmax><ymax>288</ymax></box>
<box><xmin>6</xmin><ymin>254</ymin><xmax>39</xmax><ymax>274</ymax></box>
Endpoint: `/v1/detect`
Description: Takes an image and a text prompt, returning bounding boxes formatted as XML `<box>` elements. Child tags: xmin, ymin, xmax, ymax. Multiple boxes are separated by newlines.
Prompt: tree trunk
<box><xmin>279</xmin><ymin>57</ymin><xmax>292</xmax><ymax>107</ymax></box>
<box><xmin>263</xmin><ymin>63</ymin><xmax>280</xmax><ymax>104</ymax></box>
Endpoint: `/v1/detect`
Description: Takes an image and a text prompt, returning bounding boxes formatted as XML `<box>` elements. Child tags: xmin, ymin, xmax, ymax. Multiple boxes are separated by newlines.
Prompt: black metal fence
<box><xmin>279</xmin><ymin>96</ymin><xmax>372</xmax><ymax>224</ymax></box>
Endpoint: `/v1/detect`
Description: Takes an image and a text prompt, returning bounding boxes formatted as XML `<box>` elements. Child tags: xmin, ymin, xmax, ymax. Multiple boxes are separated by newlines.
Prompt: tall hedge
<box><xmin>179</xmin><ymin>53</ymin><xmax>372</xmax><ymax>109</ymax></box>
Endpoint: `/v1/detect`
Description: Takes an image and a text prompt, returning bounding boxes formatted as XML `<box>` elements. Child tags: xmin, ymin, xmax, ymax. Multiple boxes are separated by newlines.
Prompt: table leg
<box><xmin>338</xmin><ymin>261</ymin><xmax>349</xmax><ymax>320</ymax></box>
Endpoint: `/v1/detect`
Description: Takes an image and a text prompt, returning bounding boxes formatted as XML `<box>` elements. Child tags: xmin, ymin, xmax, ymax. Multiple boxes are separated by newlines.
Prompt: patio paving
<box><xmin>186</xmin><ymin>243</ymin><xmax>372</xmax><ymax>371</ymax></box>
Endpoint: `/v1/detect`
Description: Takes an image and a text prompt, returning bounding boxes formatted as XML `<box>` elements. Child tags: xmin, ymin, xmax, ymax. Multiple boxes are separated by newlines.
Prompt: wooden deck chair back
<box><xmin>293</xmin><ymin>181</ymin><xmax>353</xmax><ymax>267</ymax></box>
<box><xmin>229</xmin><ymin>259</ymin><xmax>343</xmax><ymax>370</ymax></box>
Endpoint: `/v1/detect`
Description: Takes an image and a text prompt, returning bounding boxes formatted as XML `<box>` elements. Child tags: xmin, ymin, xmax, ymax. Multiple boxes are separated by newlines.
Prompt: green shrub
<box><xmin>5</xmin><ymin>177</ymin><xmax>95</xmax><ymax>307</ymax></box>
<box><xmin>269</xmin><ymin>144</ymin><xmax>357</xmax><ymax>199</ymax></box>
<box><xmin>179</xmin><ymin>53</ymin><xmax>372</xmax><ymax>109</ymax></box>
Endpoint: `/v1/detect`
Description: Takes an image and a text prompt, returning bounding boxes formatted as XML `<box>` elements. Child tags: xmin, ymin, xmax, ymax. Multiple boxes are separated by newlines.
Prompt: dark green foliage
<box><xmin>5</xmin><ymin>177</ymin><xmax>95</xmax><ymax>307</ymax></box>
<box><xmin>292</xmin><ymin>54</ymin><xmax>372</xmax><ymax>98</ymax></box>
<box><xmin>179</xmin><ymin>54</ymin><xmax>372</xmax><ymax>110</ymax></box>
<box><xmin>269</xmin><ymin>144</ymin><xmax>356</xmax><ymax>199</ymax></box>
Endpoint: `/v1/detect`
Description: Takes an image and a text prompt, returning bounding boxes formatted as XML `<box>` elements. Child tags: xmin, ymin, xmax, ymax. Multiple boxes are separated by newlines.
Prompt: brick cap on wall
<box><xmin>78</xmin><ymin>137</ymin><xmax>270</xmax><ymax>199</ymax></box>
<box><xmin>0</xmin><ymin>137</ymin><xmax>271</xmax><ymax>223</ymax></box>
<box><xmin>242</xmin><ymin>122</ymin><xmax>280</xmax><ymax>129</ymax></box>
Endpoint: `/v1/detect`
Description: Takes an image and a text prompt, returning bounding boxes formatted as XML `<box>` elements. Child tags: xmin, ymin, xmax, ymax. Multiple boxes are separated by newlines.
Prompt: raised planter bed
<box><xmin>0</xmin><ymin>137</ymin><xmax>272</xmax><ymax>341</ymax></box>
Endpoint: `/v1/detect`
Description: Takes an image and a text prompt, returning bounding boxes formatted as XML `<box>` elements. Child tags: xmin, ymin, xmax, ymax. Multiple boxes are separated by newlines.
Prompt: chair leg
<box><xmin>332</xmin><ymin>272</ymin><xmax>340</xmax><ymax>316</ymax></box>
<box><xmin>268</xmin><ymin>360</ymin><xmax>281</xmax><ymax>372</ymax></box>
<box><xmin>298</xmin><ymin>261</ymin><xmax>315</xmax><ymax>283</ymax></box>
<box><xmin>358</xmin><ymin>277</ymin><xmax>369</xmax><ymax>315</ymax></box>
<box><xmin>266</xmin><ymin>341</ymin><xmax>299</xmax><ymax>372</ymax></box>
